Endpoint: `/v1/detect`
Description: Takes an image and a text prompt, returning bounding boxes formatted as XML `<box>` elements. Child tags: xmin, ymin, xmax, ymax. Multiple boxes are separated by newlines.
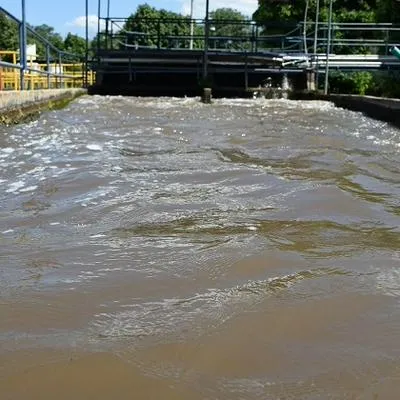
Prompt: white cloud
<box><xmin>66</xmin><ymin>15</ymin><xmax>106</xmax><ymax>32</ymax></box>
<box><xmin>181</xmin><ymin>0</ymin><xmax>258</xmax><ymax>18</ymax></box>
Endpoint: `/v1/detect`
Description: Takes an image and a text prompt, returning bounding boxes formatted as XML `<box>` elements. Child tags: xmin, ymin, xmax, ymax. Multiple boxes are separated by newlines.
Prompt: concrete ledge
<box><xmin>328</xmin><ymin>94</ymin><xmax>400</xmax><ymax>128</ymax></box>
<box><xmin>0</xmin><ymin>88</ymin><xmax>87</xmax><ymax>125</ymax></box>
<box><xmin>291</xmin><ymin>91</ymin><xmax>400</xmax><ymax>128</ymax></box>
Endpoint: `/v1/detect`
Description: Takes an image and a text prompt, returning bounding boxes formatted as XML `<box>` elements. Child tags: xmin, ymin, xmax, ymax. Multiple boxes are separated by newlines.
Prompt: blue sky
<box><xmin>1</xmin><ymin>0</ymin><xmax>258</xmax><ymax>37</ymax></box>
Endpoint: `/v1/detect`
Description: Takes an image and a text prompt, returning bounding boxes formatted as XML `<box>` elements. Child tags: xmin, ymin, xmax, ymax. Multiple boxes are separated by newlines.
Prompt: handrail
<box><xmin>0</xmin><ymin>6</ymin><xmax>86</xmax><ymax>90</ymax></box>
<box><xmin>98</xmin><ymin>17</ymin><xmax>400</xmax><ymax>54</ymax></box>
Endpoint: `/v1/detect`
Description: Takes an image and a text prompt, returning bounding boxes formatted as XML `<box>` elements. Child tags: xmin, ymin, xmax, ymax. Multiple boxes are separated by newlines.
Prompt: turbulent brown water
<box><xmin>1</xmin><ymin>96</ymin><xmax>400</xmax><ymax>399</ymax></box>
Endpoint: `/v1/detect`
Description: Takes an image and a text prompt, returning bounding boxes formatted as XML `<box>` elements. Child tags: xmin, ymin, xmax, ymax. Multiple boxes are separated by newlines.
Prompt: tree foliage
<box><xmin>123</xmin><ymin>4</ymin><xmax>193</xmax><ymax>49</ymax></box>
<box><xmin>27</xmin><ymin>24</ymin><xmax>65</xmax><ymax>58</ymax></box>
<box><xmin>0</xmin><ymin>11</ymin><xmax>19</xmax><ymax>59</ymax></box>
<box><xmin>120</xmin><ymin>4</ymin><xmax>250</xmax><ymax>50</ymax></box>
<box><xmin>0</xmin><ymin>14</ymin><xmax>87</xmax><ymax>61</ymax></box>
<box><xmin>64</xmin><ymin>33</ymin><xmax>86</xmax><ymax>56</ymax></box>
<box><xmin>253</xmin><ymin>0</ymin><xmax>400</xmax><ymax>54</ymax></box>
<box><xmin>209</xmin><ymin>8</ymin><xmax>249</xmax><ymax>50</ymax></box>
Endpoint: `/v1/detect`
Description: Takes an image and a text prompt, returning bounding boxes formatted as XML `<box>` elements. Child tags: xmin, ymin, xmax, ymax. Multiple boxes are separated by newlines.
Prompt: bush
<box><xmin>328</xmin><ymin>71</ymin><xmax>374</xmax><ymax>95</ymax></box>
<box><xmin>325</xmin><ymin>71</ymin><xmax>400</xmax><ymax>98</ymax></box>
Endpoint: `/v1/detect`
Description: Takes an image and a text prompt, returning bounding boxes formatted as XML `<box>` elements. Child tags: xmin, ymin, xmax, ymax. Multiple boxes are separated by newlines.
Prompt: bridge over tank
<box><xmin>89</xmin><ymin>18</ymin><xmax>400</xmax><ymax>97</ymax></box>
<box><xmin>92</xmin><ymin>48</ymin><xmax>312</xmax><ymax>97</ymax></box>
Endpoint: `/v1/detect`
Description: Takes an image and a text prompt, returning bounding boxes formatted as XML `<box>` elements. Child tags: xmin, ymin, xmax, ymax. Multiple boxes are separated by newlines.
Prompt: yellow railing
<box><xmin>0</xmin><ymin>51</ymin><xmax>95</xmax><ymax>90</ymax></box>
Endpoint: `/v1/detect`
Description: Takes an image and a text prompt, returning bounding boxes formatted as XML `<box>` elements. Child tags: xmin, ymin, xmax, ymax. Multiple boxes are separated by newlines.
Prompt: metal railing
<box><xmin>0</xmin><ymin>6</ymin><xmax>89</xmax><ymax>90</ymax></box>
<box><xmin>98</xmin><ymin>17</ymin><xmax>304</xmax><ymax>53</ymax></box>
<box><xmin>96</xmin><ymin>17</ymin><xmax>400</xmax><ymax>56</ymax></box>
<box><xmin>0</xmin><ymin>51</ymin><xmax>95</xmax><ymax>90</ymax></box>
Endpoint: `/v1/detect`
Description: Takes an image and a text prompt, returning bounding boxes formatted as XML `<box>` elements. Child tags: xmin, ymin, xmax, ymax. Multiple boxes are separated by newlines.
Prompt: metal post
<box><xmin>46</xmin><ymin>45</ymin><xmax>50</xmax><ymax>88</ymax></box>
<box><xmin>97</xmin><ymin>0</ymin><xmax>101</xmax><ymax>51</ymax></box>
<box><xmin>302</xmin><ymin>0</ymin><xmax>309</xmax><ymax>57</ymax></box>
<box><xmin>85</xmin><ymin>0</ymin><xmax>89</xmax><ymax>87</ymax></box>
<box><xmin>59</xmin><ymin>53</ymin><xmax>63</xmax><ymax>88</ymax></box>
<box><xmin>189</xmin><ymin>0</ymin><xmax>194</xmax><ymax>50</ymax></box>
<box><xmin>255</xmin><ymin>24</ymin><xmax>258</xmax><ymax>52</ymax></box>
<box><xmin>323</xmin><ymin>0</ymin><xmax>333</xmax><ymax>95</ymax></box>
<box><xmin>157</xmin><ymin>20</ymin><xmax>161</xmax><ymax>49</ymax></box>
<box><xmin>20</xmin><ymin>0</ymin><xmax>27</xmax><ymax>90</ymax></box>
<box><xmin>105</xmin><ymin>0</ymin><xmax>110</xmax><ymax>49</ymax></box>
<box><xmin>244</xmin><ymin>54</ymin><xmax>248</xmax><ymax>91</ymax></box>
<box><xmin>202</xmin><ymin>0</ymin><xmax>210</xmax><ymax>81</ymax></box>
<box><xmin>313</xmin><ymin>0</ymin><xmax>320</xmax><ymax>58</ymax></box>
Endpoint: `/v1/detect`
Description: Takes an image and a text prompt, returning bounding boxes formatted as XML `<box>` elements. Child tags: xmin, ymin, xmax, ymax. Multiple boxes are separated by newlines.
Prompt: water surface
<box><xmin>1</xmin><ymin>96</ymin><xmax>400</xmax><ymax>399</ymax></box>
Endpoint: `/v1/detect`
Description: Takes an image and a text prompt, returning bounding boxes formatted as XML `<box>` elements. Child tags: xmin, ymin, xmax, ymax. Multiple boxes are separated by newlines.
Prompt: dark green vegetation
<box><xmin>121</xmin><ymin>5</ymin><xmax>249</xmax><ymax>50</ymax></box>
<box><xmin>254</xmin><ymin>0</ymin><xmax>400</xmax><ymax>30</ymax></box>
<box><xmin>253</xmin><ymin>0</ymin><xmax>400</xmax><ymax>96</ymax></box>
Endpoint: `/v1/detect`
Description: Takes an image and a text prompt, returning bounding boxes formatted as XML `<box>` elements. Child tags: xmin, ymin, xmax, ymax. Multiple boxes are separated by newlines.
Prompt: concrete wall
<box><xmin>292</xmin><ymin>92</ymin><xmax>400</xmax><ymax>129</ymax></box>
<box><xmin>327</xmin><ymin>94</ymin><xmax>400</xmax><ymax>128</ymax></box>
<box><xmin>0</xmin><ymin>88</ymin><xmax>86</xmax><ymax>124</ymax></box>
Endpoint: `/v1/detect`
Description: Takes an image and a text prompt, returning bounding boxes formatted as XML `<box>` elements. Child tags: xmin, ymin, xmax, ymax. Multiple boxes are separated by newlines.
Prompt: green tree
<box><xmin>122</xmin><ymin>4</ymin><xmax>194</xmax><ymax>49</ymax></box>
<box><xmin>32</xmin><ymin>24</ymin><xmax>64</xmax><ymax>49</ymax></box>
<box><xmin>64</xmin><ymin>33</ymin><xmax>86</xmax><ymax>56</ymax></box>
<box><xmin>209</xmin><ymin>8</ymin><xmax>250</xmax><ymax>50</ymax></box>
<box><xmin>0</xmin><ymin>11</ymin><xmax>19</xmax><ymax>57</ymax></box>
<box><xmin>253</xmin><ymin>0</ymin><xmax>388</xmax><ymax>54</ymax></box>
<box><xmin>27</xmin><ymin>24</ymin><xmax>65</xmax><ymax>59</ymax></box>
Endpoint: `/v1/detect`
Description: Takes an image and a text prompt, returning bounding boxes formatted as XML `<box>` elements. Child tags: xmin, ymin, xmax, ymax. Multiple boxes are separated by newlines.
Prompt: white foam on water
<box><xmin>376</xmin><ymin>267</ymin><xmax>400</xmax><ymax>297</ymax></box>
<box><xmin>6</xmin><ymin>180</ymin><xmax>25</xmax><ymax>193</ymax></box>
<box><xmin>87</xmin><ymin>144</ymin><xmax>103</xmax><ymax>151</ymax></box>
<box><xmin>19</xmin><ymin>185</ymin><xmax>37</xmax><ymax>193</ymax></box>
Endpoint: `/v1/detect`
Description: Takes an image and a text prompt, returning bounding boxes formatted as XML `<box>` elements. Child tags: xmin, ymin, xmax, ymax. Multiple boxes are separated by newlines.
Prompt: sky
<box><xmin>1</xmin><ymin>0</ymin><xmax>259</xmax><ymax>38</ymax></box>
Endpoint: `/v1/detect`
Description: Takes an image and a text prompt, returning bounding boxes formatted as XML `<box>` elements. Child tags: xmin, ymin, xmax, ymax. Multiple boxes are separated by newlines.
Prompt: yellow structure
<box><xmin>0</xmin><ymin>51</ymin><xmax>94</xmax><ymax>91</ymax></box>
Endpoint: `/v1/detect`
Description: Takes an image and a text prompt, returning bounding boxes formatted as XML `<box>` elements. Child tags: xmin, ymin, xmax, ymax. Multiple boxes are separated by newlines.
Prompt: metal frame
<box><xmin>95</xmin><ymin>16</ymin><xmax>400</xmax><ymax>56</ymax></box>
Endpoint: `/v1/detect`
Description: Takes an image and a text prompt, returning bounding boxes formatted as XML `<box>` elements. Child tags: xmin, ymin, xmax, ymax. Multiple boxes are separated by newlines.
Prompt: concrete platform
<box><xmin>0</xmin><ymin>88</ymin><xmax>86</xmax><ymax>124</ymax></box>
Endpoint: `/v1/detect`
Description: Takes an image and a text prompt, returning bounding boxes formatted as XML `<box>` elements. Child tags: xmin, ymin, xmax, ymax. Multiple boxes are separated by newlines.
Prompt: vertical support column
<box><xmin>313</xmin><ymin>0</ymin><xmax>320</xmax><ymax>58</ymax></box>
<box><xmin>157</xmin><ymin>20</ymin><xmax>161</xmax><ymax>49</ymax></box>
<box><xmin>13</xmin><ymin>52</ymin><xmax>18</xmax><ymax>89</ymax></box>
<box><xmin>189</xmin><ymin>0</ymin><xmax>194</xmax><ymax>50</ymax></box>
<box><xmin>202</xmin><ymin>0</ymin><xmax>210</xmax><ymax>81</ymax></box>
<box><xmin>46</xmin><ymin>45</ymin><xmax>50</xmax><ymax>89</ymax></box>
<box><xmin>105</xmin><ymin>0</ymin><xmax>110</xmax><ymax>50</ymax></box>
<box><xmin>324</xmin><ymin>0</ymin><xmax>333</xmax><ymax>95</ymax></box>
<box><xmin>201</xmin><ymin>87</ymin><xmax>212</xmax><ymax>103</ymax></box>
<box><xmin>0</xmin><ymin>56</ymin><xmax>3</xmax><ymax>91</ymax></box>
<box><xmin>385</xmin><ymin>29</ymin><xmax>389</xmax><ymax>55</ymax></box>
<box><xmin>244</xmin><ymin>54</ymin><xmax>248</xmax><ymax>91</ymax></box>
<box><xmin>59</xmin><ymin>53</ymin><xmax>63</xmax><ymax>88</ymax></box>
<box><xmin>250</xmin><ymin>23</ymin><xmax>255</xmax><ymax>53</ymax></box>
<box><xmin>20</xmin><ymin>0</ymin><xmax>27</xmax><ymax>90</ymax></box>
<box><xmin>97</xmin><ymin>0</ymin><xmax>101</xmax><ymax>52</ymax></box>
<box><xmin>282</xmin><ymin>73</ymin><xmax>289</xmax><ymax>99</ymax></box>
<box><xmin>85</xmin><ymin>0</ymin><xmax>89</xmax><ymax>87</ymax></box>
<box><xmin>306</xmin><ymin>69</ymin><xmax>316</xmax><ymax>91</ymax></box>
